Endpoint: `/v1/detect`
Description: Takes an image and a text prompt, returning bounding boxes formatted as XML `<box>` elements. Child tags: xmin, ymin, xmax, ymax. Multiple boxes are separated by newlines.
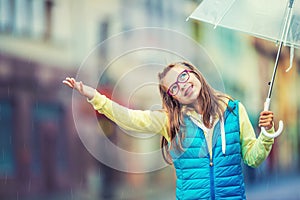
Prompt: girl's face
<box><xmin>163</xmin><ymin>65</ymin><xmax>202</xmax><ymax>105</ymax></box>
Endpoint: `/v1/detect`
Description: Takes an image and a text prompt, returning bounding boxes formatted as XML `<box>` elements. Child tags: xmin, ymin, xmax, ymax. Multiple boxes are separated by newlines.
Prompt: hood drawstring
<box><xmin>220</xmin><ymin>116</ymin><xmax>226</xmax><ymax>155</ymax></box>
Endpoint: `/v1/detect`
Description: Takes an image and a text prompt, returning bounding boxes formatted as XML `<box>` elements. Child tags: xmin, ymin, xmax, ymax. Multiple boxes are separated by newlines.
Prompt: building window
<box><xmin>44</xmin><ymin>0</ymin><xmax>54</xmax><ymax>40</ymax></box>
<box><xmin>0</xmin><ymin>0</ymin><xmax>54</xmax><ymax>41</ymax></box>
<box><xmin>14</xmin><ymin>0</ymin><xmax>33</xmax><ymax>36</ymax></box>
<box><xmin>0</xmin><ymin>0</ymin><xmax>15</xmax><ymax>33</ymax></box>
<box><xmin>99</xmin><ymin>19</ymin><xmax>109</xmax><ymax>57</ymax></box>
<box><xmin>0</xmin><ymin>99</ymin><xmax>16</xmax><ymax>177</ymax></box>
<box><xmin>31</xmin><ymin>102</ymin><xmax>67</xmax><ymax>176</ymax></box>
<box><xmin>32</xmin><ymin>0</ymin><xmax>45</xmax><ymax>39</ymax></box>
<box><xmin>145</xmin><ymin>0</ymin><xmax>163</xmax><ymax>26</ymax></box>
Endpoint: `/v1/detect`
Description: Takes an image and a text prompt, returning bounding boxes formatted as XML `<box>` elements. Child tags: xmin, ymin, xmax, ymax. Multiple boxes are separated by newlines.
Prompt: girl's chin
<box><xmin>179</xmin><ymin>97</ymin><xmax>198</xmax><ymax>105</ymax></box>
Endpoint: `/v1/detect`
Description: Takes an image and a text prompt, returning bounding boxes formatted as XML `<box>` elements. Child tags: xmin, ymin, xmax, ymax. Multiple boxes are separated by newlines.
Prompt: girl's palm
<box><xmin>63</xmin><ymin>77</ymin><xmax>95</xmax><ymax>99</ymax></box>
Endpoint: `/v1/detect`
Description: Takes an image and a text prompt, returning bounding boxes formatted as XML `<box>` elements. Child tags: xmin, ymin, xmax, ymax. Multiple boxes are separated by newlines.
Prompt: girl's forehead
<box><xmin>167</xmin><ymin>65</ymin><xmax>186</xmax><ymax>75</ymax></box>
<box><xmin>168</xmin><ymin>67</ymin><xmax>181</xmax><ymax>75</ymax></box>
<box><xmin>163</xmin><ymin>65</ymin><xmax>186</xmax><ymax>85</ymax></box>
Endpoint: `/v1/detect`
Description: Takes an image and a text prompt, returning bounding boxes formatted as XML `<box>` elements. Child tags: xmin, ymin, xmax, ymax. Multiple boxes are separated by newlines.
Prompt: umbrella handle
<box><xmin>261</xmin><ymin>98</ymin><xmax>284</xmax><ymax>138</ymax></box>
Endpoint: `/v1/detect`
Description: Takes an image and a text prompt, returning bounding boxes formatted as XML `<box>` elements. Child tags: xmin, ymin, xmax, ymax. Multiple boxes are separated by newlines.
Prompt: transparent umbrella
<box><xmin>188</xmin><ymin>0</ymin><xmax>300</xmax><ymax>138</ymax></box>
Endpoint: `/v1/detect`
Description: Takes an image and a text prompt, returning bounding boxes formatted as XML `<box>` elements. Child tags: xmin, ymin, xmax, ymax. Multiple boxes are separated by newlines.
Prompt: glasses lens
<box><xmin>178</xmin><ymin>71</ymin><xmax>189</xmax><ymax>83</ymax></box>
<box><xmin>169</xmin><ymin>84</ymin><xmax>179</xmax><ymax>96</ymax></box>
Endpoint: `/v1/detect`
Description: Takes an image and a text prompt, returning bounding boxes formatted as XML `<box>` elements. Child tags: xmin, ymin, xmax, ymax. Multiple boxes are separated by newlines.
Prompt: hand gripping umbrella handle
<box><xmin>261</xmin><ymin>98</ymin><xmax>284</xmax><ymax>138</ymax></box>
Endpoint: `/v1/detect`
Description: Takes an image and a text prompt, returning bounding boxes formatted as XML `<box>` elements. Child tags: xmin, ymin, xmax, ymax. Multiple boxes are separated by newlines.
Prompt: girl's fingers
<box><xmin>259</xmin><ymin>121</ymin><xmax>272</xmax><ymax>127</ymax></box>
<box><xmin>71</xmin><ymin>78</ymin><xmax>76</xmax><ymax>85</ymax></box>
<box><xmin>259</xmin><ymin>118</ymin><xmax>273</xmax><ymax>123</ymax></box>
<box><xmin>259</xmin><ymin>119</ymin><xmax>272</xmax><ymax>126</ymax></box>
<box><xmin>63</xmin><ymin>78</ymin><xmax>86</xmax><ymax>96</ymax></box>
<box><xmin>259</xmin><ymin>118</ymin><xmax>273</xmax><ymax>128</ymax></box>
<box><xmin>260</xmin><ymin>111</ymin><xmax>273</xmax><ymax>120</ymax></box>
<box><xmin>63</xmin><ymin>77</ymin><xmax>78</xmax><ymax>89</ymax></box>
<box><xmin>62</xmin><ymin>80</ymin><xmax>74</xmax><ymax>88</ymax></box>
<box><xmin>62</xmin><ymin>80</ymin><xmax>72</xmax><ymax>87</ymax></box>
<box><xmin>65</xmin><ymin>77</ymin><xmax>73</xmax><ymax>83</ymax></box>
<box><xmin>259</xmin><ymin>111</ymin><xmax>274</xmax><ymax>128</ymax></box>
<box><xmin>63</xmin><ymin>78</ymin><xmax>93</xmax><ymax>99</ymax></box>
<box><xmin>260</xmin><ymin>111</ymin><xmax>273</xmax><ymax>116</ymax></box>
<box><xmin>260</xmin><ymin>116</ymin><xmax>273</xmax><ymax>122</ymax></box>
<box><xmin>259</xmin><ymin>115</ymin><xmax>273</xmax><ymax>121</ymax></box>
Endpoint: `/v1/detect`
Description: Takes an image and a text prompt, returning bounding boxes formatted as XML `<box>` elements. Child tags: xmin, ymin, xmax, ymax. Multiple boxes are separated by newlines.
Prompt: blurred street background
<box><xmin>0</xmin><ymin>0</ymin><xmax>300</xmax><ymax>199</ymax></box>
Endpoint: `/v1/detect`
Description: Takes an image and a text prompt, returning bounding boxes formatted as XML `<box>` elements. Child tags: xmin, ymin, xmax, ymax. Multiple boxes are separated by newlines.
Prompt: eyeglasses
<box><xmin>167</xmin><ymin>69</ymin><xmax>192</xmax><ymax>96</ymax></box>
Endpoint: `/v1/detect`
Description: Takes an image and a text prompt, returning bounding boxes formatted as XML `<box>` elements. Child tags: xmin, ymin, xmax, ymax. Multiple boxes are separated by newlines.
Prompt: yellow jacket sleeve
<box><xmin>239</xmin><ymin>102</ymin><xmax>274</xmax><ymax>168</ymax></box>
<box><xmin>87</xmin><ymin>90</ymin><xmax>170</xmax><ymax>141</ymax></box>
<box><xmin>87</xmin><ymin>90</ymin><xmax>274</xmax><ymax>167</ymax></box>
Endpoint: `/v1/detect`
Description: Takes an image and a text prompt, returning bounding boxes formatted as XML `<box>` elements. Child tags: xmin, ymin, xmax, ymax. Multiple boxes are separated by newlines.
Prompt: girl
<box><xmin>63</xmin><ymin>61</ymin><xmax>275</xmax><ymax>200</ymax></box>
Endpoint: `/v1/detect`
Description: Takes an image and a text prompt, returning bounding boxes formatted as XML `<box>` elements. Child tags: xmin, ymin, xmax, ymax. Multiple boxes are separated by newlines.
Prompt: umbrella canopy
<box><xmin>187</xmin><ymin>0</ymin><xmax>300</xmax><ymax>138</ymax></box>
<box><xmin>188</xmin><ymin>0</ymin><xmax>300</xmax><ymax>48</ymax></box>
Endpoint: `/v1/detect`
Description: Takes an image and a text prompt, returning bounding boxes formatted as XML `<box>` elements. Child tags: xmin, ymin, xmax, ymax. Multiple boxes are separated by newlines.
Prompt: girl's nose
<box><xmin>179</xmin><ymin>83</ymin><xmax>188</xmax><ymax>91</ymax></box>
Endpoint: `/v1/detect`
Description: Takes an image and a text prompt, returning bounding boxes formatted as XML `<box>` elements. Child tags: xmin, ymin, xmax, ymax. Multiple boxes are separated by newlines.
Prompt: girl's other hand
<box><xmin>63</xmin><ymin>77</ymin><xmax>95</xmax><ymax>100</ymax></box>
<box><xmin>259</xmin><ymin>110</ymin><xmax>274</xmax><ymax>130</ymax></box>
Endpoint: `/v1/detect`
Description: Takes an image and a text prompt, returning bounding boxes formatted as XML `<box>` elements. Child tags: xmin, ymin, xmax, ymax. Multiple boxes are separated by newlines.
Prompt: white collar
<box><xmin>186</xmin><ymin>111</ymin><xmax>226</xmax><ymax>154</ymax></box>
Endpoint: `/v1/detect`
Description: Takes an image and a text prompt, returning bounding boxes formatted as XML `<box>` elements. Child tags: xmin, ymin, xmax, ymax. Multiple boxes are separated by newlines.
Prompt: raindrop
<box><xmin>79</xmin><ymin>180</ymin><xmax>83</xmax><ymax>189</ymax></box>
<box><xmin>121</xmin><ymin>191</ymin><xmax>125</xmax><ymax>200</ymax></box>
<box><xmin>70</xmin><ymin>188</ymin><xmax>74</xmax><ymax>200</ymax></box>
<box><xmin>28</xmin><ymin>178</ymin><xmax>31</xmax><ymax>192</ymax></box>
<box><xmin>5</xmin><ymin>173</ymin><xmax>7</xmax><ymax>184</ymax></box>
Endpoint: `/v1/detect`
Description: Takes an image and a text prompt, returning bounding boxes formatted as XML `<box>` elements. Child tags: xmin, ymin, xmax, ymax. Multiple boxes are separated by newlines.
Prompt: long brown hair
<box><xmin>158</xmin><ymin>61</ymin><xmax>231</xmax><ymax>164</ymax></box>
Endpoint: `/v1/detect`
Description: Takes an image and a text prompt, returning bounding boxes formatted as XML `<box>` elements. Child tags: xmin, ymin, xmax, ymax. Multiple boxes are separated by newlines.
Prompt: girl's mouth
<box><xmin>184</xmin><ymin>85</ymin><xmax>193</xmax><ymax>96</ymax></box>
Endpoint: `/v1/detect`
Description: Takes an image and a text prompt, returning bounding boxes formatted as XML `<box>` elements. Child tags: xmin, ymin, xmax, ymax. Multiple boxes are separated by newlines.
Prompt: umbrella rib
<box><xmin>283</xmin><ymin>0</ymin><xmax>294</xmax><ymax>45</ymax></box>
<box><xmin>213</xmin><ymin>0</ymin><xmax>237</xmax><ymax>29</ymax></box>
<box><xmin>267</xmin><ymin>0</ymin><xmax>295</xmax><ymax>98</ymax></box>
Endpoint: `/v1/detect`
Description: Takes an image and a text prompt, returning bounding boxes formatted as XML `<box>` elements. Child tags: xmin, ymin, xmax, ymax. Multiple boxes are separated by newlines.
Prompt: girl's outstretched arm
<box><xmin>62</xmin><ymin>77</ymin><xmax>170</xmax><ymax>141</ymax></box>
<box><xmin>62</xmin><ymin>77</ymin><xmax>95</xmax><ymax>100</ymax></box>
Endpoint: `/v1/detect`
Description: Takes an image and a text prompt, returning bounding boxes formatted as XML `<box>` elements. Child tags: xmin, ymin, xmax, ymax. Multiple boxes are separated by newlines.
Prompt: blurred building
<box><xmin>0</xmin><ymin>0</ymin><xmax>198</xmax><ymax>199</ymax></box>
<box><xmin>0</xmin><ymin>0</ymin><xmax>120</xmax><ymax>198</ymax></box>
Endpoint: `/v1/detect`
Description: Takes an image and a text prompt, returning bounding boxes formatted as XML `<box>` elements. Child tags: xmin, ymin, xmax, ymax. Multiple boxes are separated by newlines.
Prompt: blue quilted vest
<box><xmin>170</xmin><ymin>100</ymin><xmax>246</xmax><ymax>200</ymax></box>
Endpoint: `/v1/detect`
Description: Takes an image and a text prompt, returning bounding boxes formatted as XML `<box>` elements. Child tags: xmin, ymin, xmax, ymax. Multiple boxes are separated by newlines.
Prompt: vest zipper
<box><xmin>209</xmin><ymin>155</ymin><xmax>215</xmax><ymax>200</ymax></box>
<box><xmin>203</xmin><ymin>131</ymin><xmax>215</xmax><ymax>200</ymax></box>
<box><xmin>209</xmin><ymin>128</ymin><xmax>217</xmax><ymax>200</ymax></box>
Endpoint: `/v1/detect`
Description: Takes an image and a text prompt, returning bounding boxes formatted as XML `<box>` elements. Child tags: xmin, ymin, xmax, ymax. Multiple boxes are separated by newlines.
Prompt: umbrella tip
<box><xmin>186</xmin><ymin>17</ymin><xmax>190</xmax><ymax>22</ymax></box>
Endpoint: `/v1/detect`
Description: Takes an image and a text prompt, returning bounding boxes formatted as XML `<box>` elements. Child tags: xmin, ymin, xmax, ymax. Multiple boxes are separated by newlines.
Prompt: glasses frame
<box><xmin>167</xmin><ymin>69</ymin><xmax>193</xmax><ymax>96</ymax></box>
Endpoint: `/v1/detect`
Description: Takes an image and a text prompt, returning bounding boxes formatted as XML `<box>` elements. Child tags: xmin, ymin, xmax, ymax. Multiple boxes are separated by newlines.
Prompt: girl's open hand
<box><xmin>259</xmin><ymin>110</ymin><xmax>274</xmax><ymax>130</ymax></box>
<box><xmin>62</xmin><ymin>77</ymin><xmax>95</xmax><ymax>100</ymax></box>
